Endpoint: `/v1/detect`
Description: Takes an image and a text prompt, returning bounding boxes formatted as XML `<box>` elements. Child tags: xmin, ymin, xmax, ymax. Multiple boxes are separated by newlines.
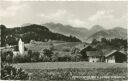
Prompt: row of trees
<box><xmin>91</xmin><ymin>38</ymin><xmax>127</xmax><ymax>50</ymax></box>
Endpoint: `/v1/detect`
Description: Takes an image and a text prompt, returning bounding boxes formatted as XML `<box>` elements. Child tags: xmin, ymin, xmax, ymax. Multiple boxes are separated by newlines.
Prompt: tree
<box><xmin>31</xmin><ymin>52</ymin><xmax>40</xmax><ymax>62</ymax></box>
<box><xmin>0</xmin><ymin>24</ymin><xmax>6</xmax><ymax>47</ymax></box>
<box><xmin>1</xmin><ymin>51</ymin><xmax>13</xmax><ymax>63</ymax></box>
<box><xmin>91</xmin><ymin>38</ymin><xmax>99</xmax><ymax>45</ymax></box>
<box><xmin>62</xmin><ymin>47</ymin><xmax>70</xmax><ymax>52</ymax></box>
<box><xmin>70</xmin><ymin>54</ymin><xmax>81</xmax><ymax>62</ymax></box>
<box><xmin>14</xmin><ymin>45</ymin><xmax>19</xmax><ymax>51</ymax></box>
<box><xmin>27</xmin><ymin>50</ymin><xmax>32</xmax><ymax>62</ymax></box>
<box><xmin>71</xmin><ymin>47</ymin><xmax>80</xmax><ymax>55</ymax></box>
<box><xmin>51</xmin><ymin>52</ymin><xmax>59</xmax><ymax>62</ymax></box>
<box><xmin>101</xmin><ymin>38</ymin><xmax>107</xmax><ymax>43</ymax></box>
<box><xmin>43</xmin><ymin>49</ymin><xmax>53</xmax><ymax>58</ymax></box>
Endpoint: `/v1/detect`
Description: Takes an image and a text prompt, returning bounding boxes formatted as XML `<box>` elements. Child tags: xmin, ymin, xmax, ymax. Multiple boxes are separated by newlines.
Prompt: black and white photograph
<box><xmin>0</xmin><ymin>0</ymin><xmax>127</xmax><ymax>81</ymax></box>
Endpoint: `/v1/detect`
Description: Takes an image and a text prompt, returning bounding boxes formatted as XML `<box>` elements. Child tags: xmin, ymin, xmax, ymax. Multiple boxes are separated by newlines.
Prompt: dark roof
<box><xmin>105</xmin><ymin>50</ymin><xmax>127</xmax><ymax>57</ymax></box>
<box><xmin>119</xmin><ymin>48</ymin><xmax>127</xmax><ymax>55</ymax></box>
<box><xmin>86</xmin><ymin>50</ymin><xmax>103</xmax><ymax>57</ymax></box>
<box><xmin>101</xmin><ymin>48</ymin><xmax>115</xmax><ymax>55</ymax></box>
<box><xmin>104</xmin><ymin>50</ymin><xmax>117</xmax><ymax>57</ymax></box>
<box><xmin>80</xmin><ymin>45</ymin><xmax>96</xmax><ymax>52</ymax></box>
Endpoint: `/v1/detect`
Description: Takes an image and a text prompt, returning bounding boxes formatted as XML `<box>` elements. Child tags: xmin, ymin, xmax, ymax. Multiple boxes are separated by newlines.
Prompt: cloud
<box><xmin>0</xmin><ymin>1</ymin><xmax>32</xmax><ymax>27</ymax></box>
<box><xmin>40</xmin><ymin>9</ymin><xmax>89</xmax><ymax>27</ymax></box>
<box><xmin>0</xmin><ymin>1</ymin><xmax>126</xmax><ymax>29</ymax></box>
<box><xmin>40</xmin><ymin>9</ymin><xmax>127</xmax><ymax>29</ymax></box>
<box><xmin>42</xmin><ymin>10</ymin><xmax>68</xmax><ymax>19</ymax></box>
<box><xmin>0</xmin><ymin>5</ymin><xmax>24</xmax><ymax>17</ymax></box>
<box><xmin>88</xmin><ymin>10</ymin><xmax>114</xmax><ymax>22</ymax></box>
<box><xmin>87</xmin><ymin>10</ymin><xmax>127</xmax><ymax>29</ymax></box>
<box><xmin>0</xmin><ymin>1</ymin><xmax>25</xmax><ymax>17</ymax></box>
<box><xmin>40</xmin><ymin>10</ymin><xmax>74</xmax><ymax>21</ymax></box>
<box><xmin>67</xmin><ymin>19</ymin><xmax>89</xmax><ymax>27</ymax></box>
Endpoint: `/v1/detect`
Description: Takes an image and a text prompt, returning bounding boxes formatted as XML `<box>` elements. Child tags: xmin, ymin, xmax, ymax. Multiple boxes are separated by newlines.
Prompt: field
<box><xmin>13</xmin><ymin>62</ymin><xmax>127</xmax><ymax>69</ymax></box>
<box><xmin>13</xmin><ymin>62</ymin><xmax>128</xmax><ymax>80</ymax></box>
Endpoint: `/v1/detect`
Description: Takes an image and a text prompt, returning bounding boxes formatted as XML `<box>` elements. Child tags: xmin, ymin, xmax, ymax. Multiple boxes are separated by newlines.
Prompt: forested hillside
<box><xmin>0</xmin><ymin>24</ymin><xmax>81</xmax><ymax>46</ymax></box>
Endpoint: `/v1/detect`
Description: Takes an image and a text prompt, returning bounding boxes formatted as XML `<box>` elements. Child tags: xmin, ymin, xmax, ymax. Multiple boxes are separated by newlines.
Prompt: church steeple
<box><xmin>18</xmin><ymin>38</ymin><xmax>24</xmax><ymax>54</ymax></box>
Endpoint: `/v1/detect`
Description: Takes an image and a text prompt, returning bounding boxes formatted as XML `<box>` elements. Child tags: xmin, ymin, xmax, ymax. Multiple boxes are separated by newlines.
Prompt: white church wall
<box><xmin>18</xmin><ymin>39</ymin><xmax>24</xmax><ymax>55</ymax></box>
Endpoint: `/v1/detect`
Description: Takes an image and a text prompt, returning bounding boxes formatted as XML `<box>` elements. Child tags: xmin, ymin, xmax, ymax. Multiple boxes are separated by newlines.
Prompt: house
<box><xmin>80</xmin><ymin>45</ymin><xmax>127</xmax><ymax>63</ymax></box>
<box><xmin>80</xmin><ymin>45</ymin><xmax>97</xmax><ymax>61</ymax></box>
<box><xmin>105</xmin><ymin>50</ymin><xmax>127</xmax><ymax>63</ymax></box>
<box><xmin>86</xmin><ymin>50</ymin><xmax>104</xmax><ymax>62</ymax></box>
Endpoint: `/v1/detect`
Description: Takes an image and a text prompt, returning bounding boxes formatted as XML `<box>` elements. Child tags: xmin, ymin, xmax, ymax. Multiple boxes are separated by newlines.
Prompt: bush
<box><xmin>13</xmin><ymin>54</ymin><xmax>30</xmax><ymax>63</ymax></box>
<box><xmin>1</xmin><ymin>63</ymin><xmax>29</xmax><ymax>80</ymax></box>
<box><xmin>62</xmin><ymin>47</ymin><xmax>71</xmax><ymax>52</ymax></box>
<box><xmin>1</xmin><ymin>51</ymin><xmax>13</xmax><ymax>63</ymax></box>
<box><xmin>58</xmin><ymin>55</ymin><xmax>71</xmax><ymax>62</ymax></box>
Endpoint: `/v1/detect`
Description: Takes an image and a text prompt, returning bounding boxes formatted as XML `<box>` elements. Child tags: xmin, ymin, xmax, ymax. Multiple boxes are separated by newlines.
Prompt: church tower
<box><xmin>18</xmin><ymin>39</ymin><xmax>24</xmax><ymax>54</ymax></box>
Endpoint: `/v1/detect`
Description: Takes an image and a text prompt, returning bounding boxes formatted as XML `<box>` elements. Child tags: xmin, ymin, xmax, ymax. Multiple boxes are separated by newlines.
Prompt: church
<box><xmin>13</xmin><ymin>39</ymin><xmax>27</xmax><ymax>56</ymax></box>
<box><xmin>18</xmin><ymin>39</ymin><xmax>24</xmax><ymax>55</ymax></box>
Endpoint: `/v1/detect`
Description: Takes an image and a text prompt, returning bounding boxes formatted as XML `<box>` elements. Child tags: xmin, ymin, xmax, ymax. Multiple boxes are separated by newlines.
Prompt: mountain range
<box><xmin>43</xmin><ymin>22</ymin><xmax>127</xmax><ymax>42</ymax></box>
<box><xmin>0</xmin><ymin>22</ymin><xmax>127</xmax><ymax>46</ymax></box>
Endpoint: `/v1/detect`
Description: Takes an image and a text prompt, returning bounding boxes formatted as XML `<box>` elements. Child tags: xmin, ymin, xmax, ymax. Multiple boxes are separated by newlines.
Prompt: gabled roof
<box><xmin>80</xmin><ymin>45</ymin><xmax>96</xmax><ymax>52</ymax></box>
<box><xmin>104</xmin><ymin>50</ymin><xmax>127</xmax><ymax>57</ymax></box>
<box><xmin>119</xmin><ymin>48</ymin><xmax>127</xmax><ymax>55</ymax></box>
<box><xmin>104</xmin><ymin>50</ymin><xmax>117</xmax><ymax>57</ymax></box>
<box><xmin>86</xmin><ymin>50</ymin><xmax>103</xmax><ymax>57</ymax></box>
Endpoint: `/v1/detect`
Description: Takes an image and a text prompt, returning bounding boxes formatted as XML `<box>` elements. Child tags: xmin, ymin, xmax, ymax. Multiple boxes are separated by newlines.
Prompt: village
<box><xmin>1</xmin><ymin>38</ymin><xmax>127</xmax><ymax>64</ymax></box>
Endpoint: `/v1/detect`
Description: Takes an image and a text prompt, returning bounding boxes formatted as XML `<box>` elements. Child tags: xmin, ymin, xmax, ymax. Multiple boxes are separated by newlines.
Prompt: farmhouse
<box><xmin>80</xmin><ymin>46</ymin><xmax>127</xmax><ymax>63</ymax></box>
<box><xmin>86</xmin><ymin>50</ymin><xmax>104</xmax><ymax>62</ymax></box>
<box><xmin>105</xmin><ymin>50</ymin><xmax>127</xmax><ymax>63</ymax></box>
<box><xmin>80</xmin><ymin>45</ymin><xmax>97</xmax><ymax>61</ymax></box>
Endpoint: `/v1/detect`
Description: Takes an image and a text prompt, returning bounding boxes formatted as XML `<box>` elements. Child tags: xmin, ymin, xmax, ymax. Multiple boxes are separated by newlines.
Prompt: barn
<box><xmin>105</xmin><ymin>50</ymin><xmax>127</xmax><ymax>63</ymax></box>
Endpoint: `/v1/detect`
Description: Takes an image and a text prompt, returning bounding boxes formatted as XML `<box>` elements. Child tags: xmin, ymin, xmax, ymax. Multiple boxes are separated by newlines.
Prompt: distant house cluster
<box><xmin>80</xmin><ymin>45</ymin><xmax>127</xmax><ymax>63</ymax></box>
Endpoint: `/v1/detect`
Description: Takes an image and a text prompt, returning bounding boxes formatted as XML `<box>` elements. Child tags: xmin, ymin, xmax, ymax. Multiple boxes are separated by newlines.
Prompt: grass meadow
<box><xmin>13</xmin><ymin>62</ymin><xmax>128</xmax><ymax>81</ymax></box>
<box><xmin>13</xmin><ymin>62</ymin><xmax>127</xmax><ymax>69</ymax></box>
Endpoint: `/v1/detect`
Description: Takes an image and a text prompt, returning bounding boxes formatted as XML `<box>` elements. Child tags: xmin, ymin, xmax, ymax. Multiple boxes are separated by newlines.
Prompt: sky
<box><xmin>0</xmin><ymin>1</ymin><xmax>127</xmax><ymax>29</ymax></box>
